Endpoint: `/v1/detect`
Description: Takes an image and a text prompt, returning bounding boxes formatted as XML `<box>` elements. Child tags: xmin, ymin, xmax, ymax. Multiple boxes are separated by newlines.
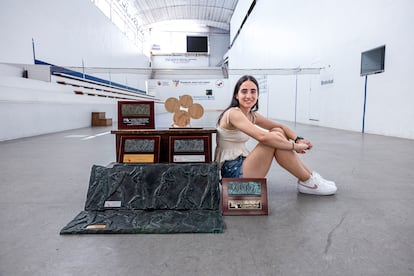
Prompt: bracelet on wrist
<box><xmin>291</xmin><ymin>140</ymin><xmax>295</xmax><ymax>150</ymax></box>
<box><xmin>294</xmin><ymin>136</ymin><xmax>304</xmax><ymax>143</ymax></box>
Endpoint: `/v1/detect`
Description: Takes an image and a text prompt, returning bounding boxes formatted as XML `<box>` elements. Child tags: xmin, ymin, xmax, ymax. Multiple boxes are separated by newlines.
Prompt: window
<box><xmin>91</xmin><ymin>0</ymin><xmax>143</xmax><ymax>47</ymax></box>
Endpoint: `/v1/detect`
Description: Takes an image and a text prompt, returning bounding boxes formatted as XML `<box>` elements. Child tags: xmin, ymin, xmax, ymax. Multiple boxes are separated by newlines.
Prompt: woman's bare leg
<box><xmin>242</xmin><ymin>142</ymin><xmax>312</xmax><ymax>181</ymax></box>
<box><xmin>242</xmin><ymin>143</ymin><xmax>275</xmax><ymax>178</ymax></box>
<box><xmin>245</xmin><ymin>127</ymin><xmax>313</xmax><ymax>181</ymax></box>
<box><xmin>271</xmin><ymin>127</ymin><xmax>313</xmax><ymax>180</ymax></box>
<box><xmin>274</xmin><ymin>149</ymin><xmax>311</xmax><ymax>182</ymax></box>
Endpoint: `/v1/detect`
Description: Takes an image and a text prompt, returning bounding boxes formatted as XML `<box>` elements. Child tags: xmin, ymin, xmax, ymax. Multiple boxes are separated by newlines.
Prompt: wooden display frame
<box><xmin>111</xmin><ymin>129</ymin><xmax>216</xmax><ymax>163</ymax></box>
<box><xmin>221</xmin><ymin>178</ymin><xmax>268</xmax><ymax>216</ymax></box>
<box><xmin>118</xmin><ymin>135</ymin><xmax>160</xmax><ymax>163</ymax></box>
<box><xmin>169</xmin><ymin>136</ymin><xmax>210</xmax><ymax>163</ymax></box>
<box><xmin>117</xmin><ymin>101</ymin><xmax>155</xmax><ymax>129</ymax></box>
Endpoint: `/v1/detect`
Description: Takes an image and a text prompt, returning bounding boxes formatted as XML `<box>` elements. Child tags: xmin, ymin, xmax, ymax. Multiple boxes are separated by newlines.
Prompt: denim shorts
<box><xmin>221</xmin><ymin>155</ymin><xmax>245</xmax><ymax>178</ymax></box>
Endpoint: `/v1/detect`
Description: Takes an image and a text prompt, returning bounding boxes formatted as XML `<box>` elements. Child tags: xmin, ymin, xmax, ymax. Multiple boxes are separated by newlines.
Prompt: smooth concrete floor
<box><xmin>1</xmin><ymin>123</ymin><xmax>414</xmax><ymax>276</ymax></box>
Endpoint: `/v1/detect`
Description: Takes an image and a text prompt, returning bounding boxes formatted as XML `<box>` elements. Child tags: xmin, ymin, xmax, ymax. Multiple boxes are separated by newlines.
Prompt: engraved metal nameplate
<box><xmin>104</xmin><ymin>201</ymin><xmax>122</xmax><ymax>208</ymax></box>
<box><xmin>122</xmin><ymin>118</ymin><xmax>150</xmax><ymax>126</ymax></box>
<box><xmin>228</xmin><ymin>200</ymin><xmax>262</xmax><ymax>210</ymax></box>
<box><xmin>173</xmin><ymin>155</ymin><xmax>206</xmax><ymax>162</ymax></box>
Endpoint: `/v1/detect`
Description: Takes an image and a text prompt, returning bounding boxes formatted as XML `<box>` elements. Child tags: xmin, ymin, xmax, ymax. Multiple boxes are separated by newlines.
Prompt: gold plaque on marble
<box><xmin>123</xmin><ymin>154</ymin><xmax>155</xmax><ymax>163</ymax></box>
<box><xmin>221</xmin><ymin>178</ymin><xmax>268</xmax><ymax>215</ymax></box>
<box><xmin>86</xmin><ymin>225</ymin><xmax>106</xmax><ymax>229</ymax></box>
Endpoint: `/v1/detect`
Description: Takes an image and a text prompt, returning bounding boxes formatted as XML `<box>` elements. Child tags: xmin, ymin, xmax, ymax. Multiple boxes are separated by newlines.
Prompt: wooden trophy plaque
<box><xmin>117</xmin><ymin>101</ymin><xmax>155</xmax><ymax>129</ymax></box>
<box><xmin>221</xmin><ymin>178</ymin><xmax>268</xmax><ymax>215</ymax></box>
<box><xmin>118</xmin><ymin>135</ymin><xmax>160</xmax><ymax>163</ymax></box>
<box><xmin>169</xmin><ymin>136</ymin><xmax>210</xmax><ymax>163</ymax></box>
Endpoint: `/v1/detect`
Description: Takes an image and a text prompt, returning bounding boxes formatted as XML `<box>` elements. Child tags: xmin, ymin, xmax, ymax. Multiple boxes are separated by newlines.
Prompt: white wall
<box><xmin>0</xmin><ymin>75</ymin><xmax>117</xmax><ymax>141</ymax></box>
<box><xmin>0</xmin><ymin>0</ymin><xmax>152</xmax><ymax>141</ymax></box>
<box><xmin>229</xmin><ymin>0</ymin><xmax>414</xmax><ymax>139</ymax></box>
<box><xmin>0</xmin><ymin>0</ymin><xmax>149</xmax><ymax>68</ymax></box>
<box><xmin>208</xmin><ymin>31</ymin><xmax>230</xmax><ymax>66</ymax></box>
<box><xmin>230</xmin><ymin>0</ymin><xmax>255</xmax><ymax>43</ymax></box>
<box><xmin>0</xmin><ymin>63</ymin><xmax>158</xmax><ymax>141</ymax></box>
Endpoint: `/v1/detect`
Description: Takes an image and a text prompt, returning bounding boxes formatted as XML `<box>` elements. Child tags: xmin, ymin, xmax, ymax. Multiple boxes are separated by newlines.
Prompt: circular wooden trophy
<box><xmin>188</xmin><ymin>103</ymin><xmax>204</xmax><ymax>119</ymax></box>
<box><xmin>173</xmin><ymin>110</ymin><xmax>191</xmax><ymax>127</ymax></box>
<box><xmin>164</xmin><ymin>95</ymin><xmax>204</xmax><ymax>127</ymax></box>
<box><xmin>179</xmin><ymin>94</ymin><xmax>193</xmax><ymax>108</ymax></box>
<box><xmin>164</xmin><ymin>97</ymin><xmax>180</xmax><ymax>113</ymax></box>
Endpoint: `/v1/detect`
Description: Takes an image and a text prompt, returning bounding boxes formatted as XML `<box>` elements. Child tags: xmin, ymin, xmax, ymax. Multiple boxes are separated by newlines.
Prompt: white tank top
<box><xmin>214</xmin><ymin>108</ymin><xmax>251</xmax><ymax>168</ymax></box>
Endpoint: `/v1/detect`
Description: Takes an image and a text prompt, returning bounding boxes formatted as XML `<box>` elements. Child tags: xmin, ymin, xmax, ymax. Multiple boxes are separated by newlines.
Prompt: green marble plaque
<box><xmin>227</xmin><ymin>181</ymin><xmax>262</xmax><ymax>196</ymax></box>
<box><xmin>121</xmin><ymin>104</ymin><xmax>150</xmax><ymax>116</ymax></box>
<box><xmin>124</xmin><ymin>139</ymin><xmax>155</xmax><ymax>152</ymax></box>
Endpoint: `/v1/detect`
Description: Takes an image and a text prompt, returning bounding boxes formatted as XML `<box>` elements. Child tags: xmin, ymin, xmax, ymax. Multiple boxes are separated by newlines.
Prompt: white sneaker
<box><xmin>297</xmin><ymin>174</ymin><xmax>337</xmax><ymax>195</ymax></box>
<box><xmin>312</xmin><ymin>172</ymin><xmax>336</xmax><ymax>187</ymax></box>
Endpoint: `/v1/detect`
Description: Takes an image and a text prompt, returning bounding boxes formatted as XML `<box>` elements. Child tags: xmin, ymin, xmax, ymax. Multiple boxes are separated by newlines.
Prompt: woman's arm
<box><xmin>254</xmin><ymin>113</ymin><xmax>297</xmax><ymax>140</ymax></box>
<box><xmin>228</xmin><ymin>109</ymin><xmax>309</xmax><ymax>152</ymax></box>
<box><xmin>255</xmin><ymin>113</ymin><xmax>313</xmax><ymax>150</ymax></box>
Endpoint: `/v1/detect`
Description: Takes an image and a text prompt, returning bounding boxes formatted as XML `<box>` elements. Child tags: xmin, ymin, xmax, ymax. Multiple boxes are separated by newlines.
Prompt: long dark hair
<box><xmin>217</xmin><ymin>75</ymin><xmax>260</xmax><ymax>125</ymax></box>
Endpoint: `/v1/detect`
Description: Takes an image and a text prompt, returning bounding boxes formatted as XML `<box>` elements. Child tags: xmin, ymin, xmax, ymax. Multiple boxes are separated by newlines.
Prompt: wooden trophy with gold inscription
<box><xmin>221</xmin><ymin>178</ymin><xmax>268</xmax><ymax>215</ymax></box>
